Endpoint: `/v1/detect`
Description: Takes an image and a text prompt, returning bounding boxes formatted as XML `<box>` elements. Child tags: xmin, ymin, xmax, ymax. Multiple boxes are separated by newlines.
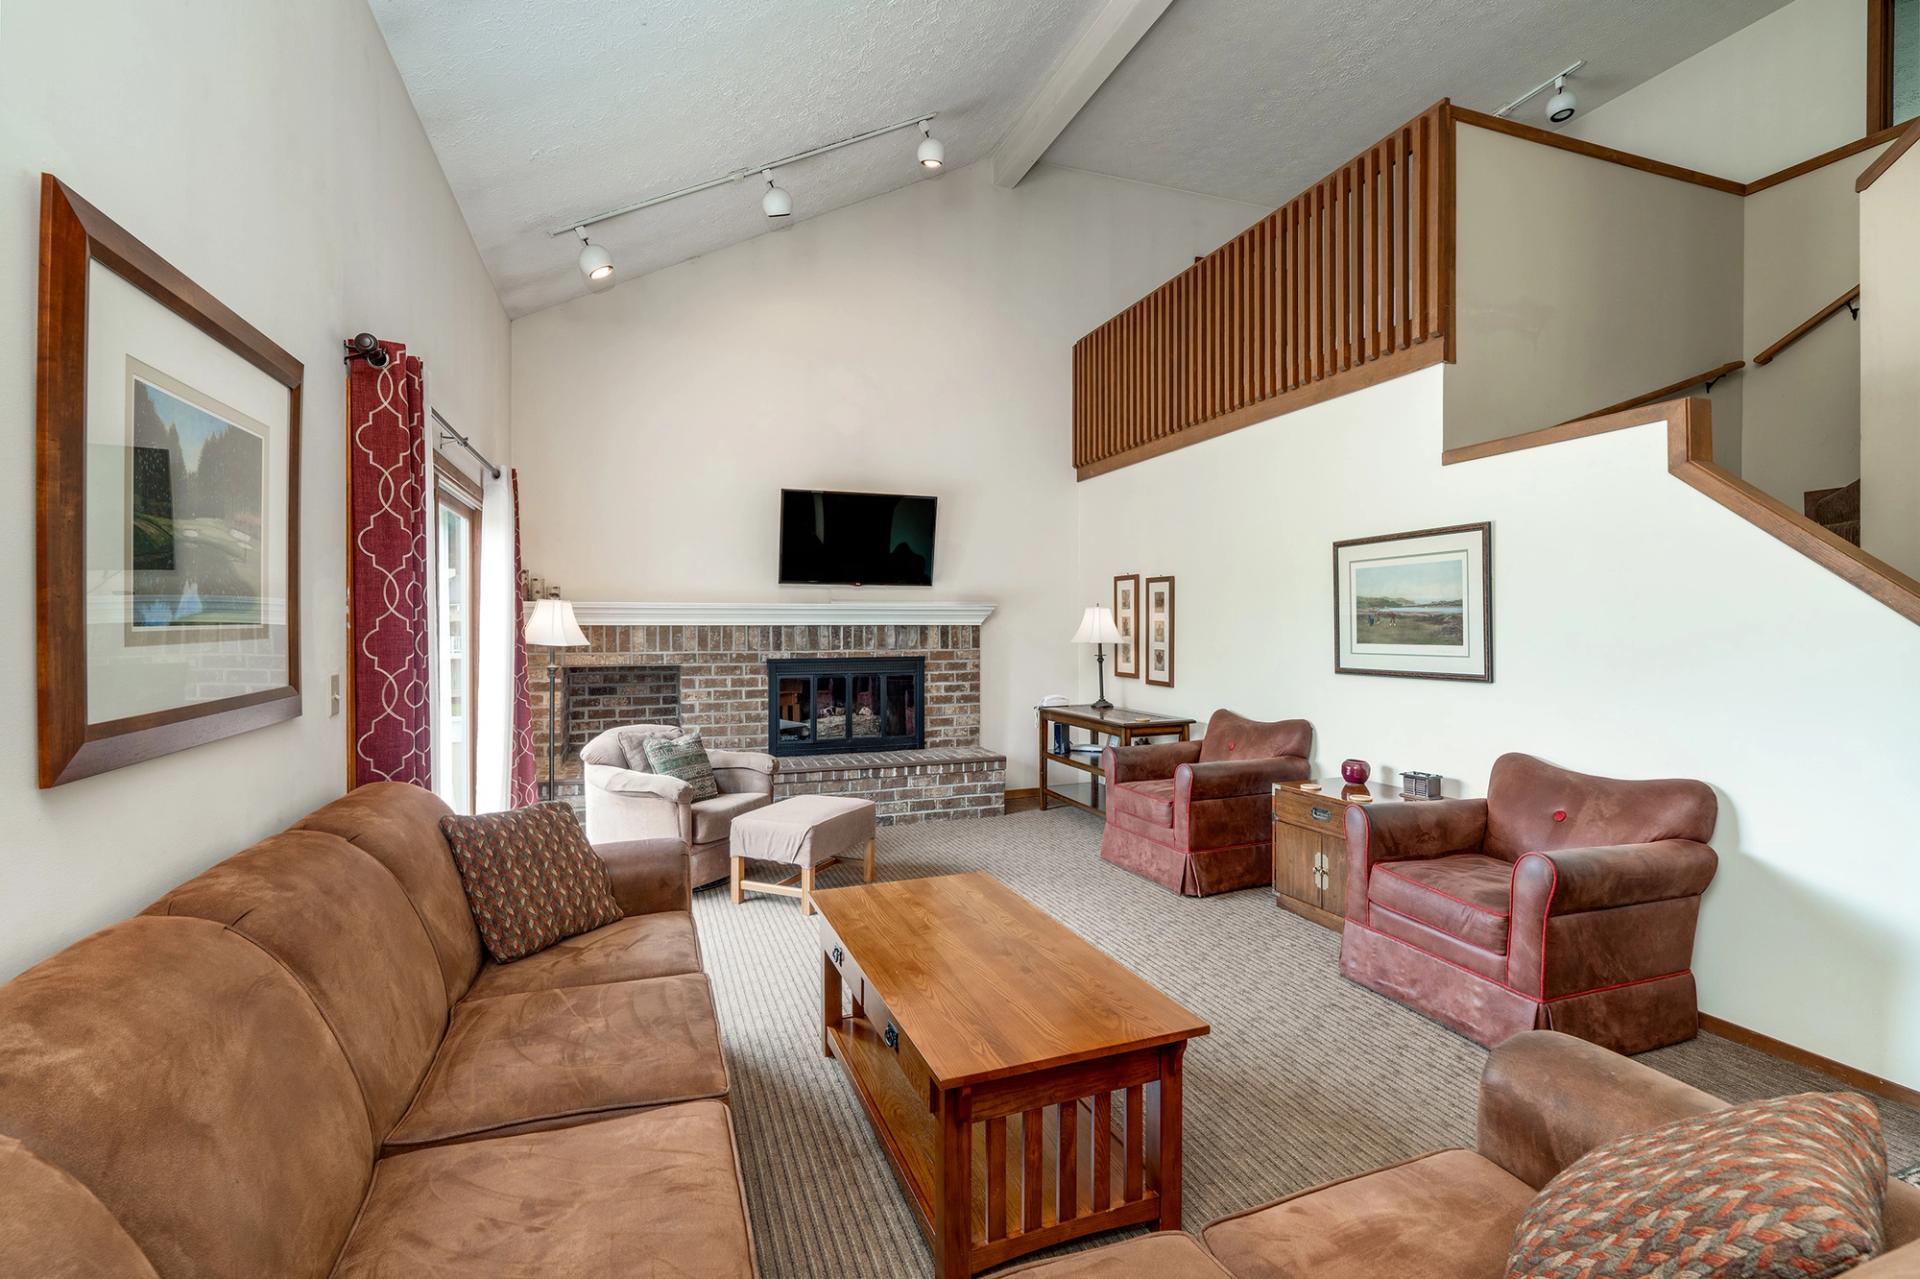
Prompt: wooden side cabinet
<box><xmin>1272</xmin><ymin>784</ymin><xmax>1351</xmax><ymax>930</ymax></box>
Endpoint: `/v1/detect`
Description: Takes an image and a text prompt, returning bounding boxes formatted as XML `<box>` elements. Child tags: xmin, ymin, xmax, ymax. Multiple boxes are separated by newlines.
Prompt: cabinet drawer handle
<box><xmin>884</xmin><ymin>1021</ymin><xmax>900</xmax><ymax>1051</ymax></box>
<box><xmin>1310</xmin><ymin>805</ymin><xmax>1332</xmax><ymax>822</ymax></box>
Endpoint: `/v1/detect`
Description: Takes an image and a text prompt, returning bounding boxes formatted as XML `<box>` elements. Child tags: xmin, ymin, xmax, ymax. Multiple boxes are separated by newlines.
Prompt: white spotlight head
<box><xmin>761</xmin><ymin>170</ymin><xmax>792</xmax><ymax>219</ymax></box>
<box><xmin>916</xmin><ymin>121</ymin><xmax>944</xmax><ymax>170</ymax></box>
<box><xmin>1546</xmin><ymin>77</ymin><xmax>1577</xmax><ymax>123</ymax></box>
<box><xmin>575</xmin><ymin>228</ymin><xmax>613</xmax><ymax>282</ymax></box>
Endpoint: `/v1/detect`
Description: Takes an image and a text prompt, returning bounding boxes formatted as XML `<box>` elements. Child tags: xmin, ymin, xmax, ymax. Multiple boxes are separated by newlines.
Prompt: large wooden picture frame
<box><xmin>1112</xmin><ymin>572</ymin><xmax>1140</xmax><ymax>678</ymax></box>
<box><xmin>36</xmin><ymin>175</ymin><xmax>303</xmax><ymax>787</ymax></box>
<box><xmin>1333</xmin><ymin>522</ymin><xmax>1491</xmax><ymax>682</ymax></box>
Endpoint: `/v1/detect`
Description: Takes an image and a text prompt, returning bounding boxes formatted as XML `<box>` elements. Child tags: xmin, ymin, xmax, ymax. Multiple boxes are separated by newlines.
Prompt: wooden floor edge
<box><xmin>1076</xmin><ymin>344</ymin><xmax>1446</xmax><ymax>481</ymax></box>
<box><xmin>1699</xmin><ymin>1014</ymin><xmax>1920</xmax><ymax>1110</ymax></box>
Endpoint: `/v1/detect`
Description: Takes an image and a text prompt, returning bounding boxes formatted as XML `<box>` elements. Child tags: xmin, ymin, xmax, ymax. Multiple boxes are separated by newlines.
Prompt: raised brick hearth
<box><xmin>531</xmin><ymin>614</ymin><xmax>1002</xmax><ymax>825</ymax></box>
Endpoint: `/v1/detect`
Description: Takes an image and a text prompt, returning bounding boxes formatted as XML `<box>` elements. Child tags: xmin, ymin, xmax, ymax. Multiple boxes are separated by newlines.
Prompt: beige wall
<box><xmin>1860</xmin><ymin>147</ymin><xmax>1920</xmax><ymax>575</ymax></box>
<box><xmin>0</xmin><ymin>0</ymin><xmax>511</xmax><ymax>979</ymax></box>
<box><xmin>1445</xmin><ymin>124</ymin><xmax>1744</xmax><ymax>454</ymax></box>
<box><xmin>509</xmin><ymin>160</ymin><xmax>1260</xmax><ymax>786</ymax></box>
<box><xmin>1076</xmin><ymin>366</ymin><xmax>1920</xmax><ymax>1092</ymax></box>
<box><xmin>1738</xmin><ymin>144</ymin><xmax>1889</xmax><ymax>507</ymax></box>
<box><xmin>1562</xmin><ymin>0</ymin><xmax>1865</xmax><ymax>183</ymax></box>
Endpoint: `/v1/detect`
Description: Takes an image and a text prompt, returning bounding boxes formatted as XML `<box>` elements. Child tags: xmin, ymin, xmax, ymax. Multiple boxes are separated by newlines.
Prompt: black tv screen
<box><xmin>778</xmin><ymin>489</ymin><xmax>936</xmax><ymax>586</ymax></box>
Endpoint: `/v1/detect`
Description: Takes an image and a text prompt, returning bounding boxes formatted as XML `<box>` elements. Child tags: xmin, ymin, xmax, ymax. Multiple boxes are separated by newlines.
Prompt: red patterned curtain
<box><xmin>347</xmin><ymin>342</ymin><xmax>432</xmax><ymax>786</ymax></box>
<box><xmin>509</xmin><ymin>469</ymin><xmax>539</xmax><ymax>807</ymax></box>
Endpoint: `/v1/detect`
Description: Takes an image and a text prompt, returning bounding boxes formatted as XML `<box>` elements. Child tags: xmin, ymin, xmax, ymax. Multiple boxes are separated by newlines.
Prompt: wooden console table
<box><xmin>1035</xmin><ymin>704</ymin><xmax>1195</xmax><ymax>815</ymax></box>
<box><xmin>816</xmin><ymin>873</ymin><xmax>1208</xmax><ymax>1277</ymax></box>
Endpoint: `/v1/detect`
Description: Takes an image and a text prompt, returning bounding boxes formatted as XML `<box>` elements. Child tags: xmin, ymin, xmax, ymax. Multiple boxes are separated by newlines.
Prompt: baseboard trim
<box><xmin>1699</xmin><ymin>1014</ymin><xmax>1920</xmax><ymax>1110</ymax></box>
<box><xmin>1003</xmin><ymin>787</ymin><xmax>1042</xmax><ymax>814</ymax></box>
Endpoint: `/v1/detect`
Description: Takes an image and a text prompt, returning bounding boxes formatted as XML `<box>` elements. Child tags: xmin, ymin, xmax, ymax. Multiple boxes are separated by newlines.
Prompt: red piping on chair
<box><xmin>1373</xmin><ymin>863</ymin><xmax>1510</xmax><ymax>918</ymax></box>
<box><xmin>1505</xmin><ymin>852</ymin><xmax>1558</xmax><ymax>995</ymax></box>
<box><xmin>1349</xmin><ymin>922</ymin><xmax>1688</xmax><ymax>1005</ymax></box>
<box><xmin>1114</xmin><ymin>822</ymin><xmax>1269</xmax><ymax>858</ymax></box>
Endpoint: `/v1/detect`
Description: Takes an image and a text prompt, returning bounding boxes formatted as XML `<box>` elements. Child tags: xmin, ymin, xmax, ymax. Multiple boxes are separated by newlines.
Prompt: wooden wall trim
<box><xmin>1668</xmin><ymin>403</ymin><xmax>1920</xmax><ymax>626</ymax></box>
<box><xmin>1450</xmin><ymin>107</ymin><xmax>1746</xmax><ymax>194</ymax></box>
<box><xmin>1439</xmin><ymin>400</ymin><xmax>1679</xmax><ymax>466</ymax></box>
<box><xmin>1752</xmin><ymin>286</ymin><xmax>1860</xmax><ymax>366</ymax></box>
<box><xmin>1701</xmin><ymin>1014</ymin><xmax>1920</xmax><ymax>1110</ymax></box>
<box><xmin>1076</xmin><ymin>343</ymin><xmax>1445</xmax><ymax>481</ymax></box>
<box><xmin>1744</xmin><ymin>121</ymin><xmax>1908</xmax><ymax>195</ymax></box>
<box><xmin>1857</xmin><ymin>116</ymin><xmax>1920</xmax><ymax>192</ymax></box>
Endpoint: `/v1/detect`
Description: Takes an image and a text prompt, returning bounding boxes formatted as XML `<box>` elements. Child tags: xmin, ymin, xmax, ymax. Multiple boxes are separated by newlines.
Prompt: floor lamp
<box><xmin>525</xmin><ymin>598</ymin><xmax>589</xmax><ymax>800</ymax></box>
<box><xmin>1073</xmin><ymin>604</ymin><xmax>1123</xmax><ymax>711</ymax></box>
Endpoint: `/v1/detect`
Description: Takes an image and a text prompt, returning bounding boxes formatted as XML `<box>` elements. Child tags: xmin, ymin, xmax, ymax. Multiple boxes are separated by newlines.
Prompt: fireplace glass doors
<box><xmin>767</xmin><ymin>656</ymin><xmax>924</xmax><ymax>757</ymax></box>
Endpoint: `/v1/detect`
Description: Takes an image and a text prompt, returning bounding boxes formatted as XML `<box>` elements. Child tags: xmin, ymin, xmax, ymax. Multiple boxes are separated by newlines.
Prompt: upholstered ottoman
<box><xmin>995</xmin><ymin>1233</ymin><xmax>1233</xmax><ymax>1277</ymax></box>
<box><xmin>727</xmin><ymin>794</ymin><xmax>876</xmax><ymax>914</ymax></box>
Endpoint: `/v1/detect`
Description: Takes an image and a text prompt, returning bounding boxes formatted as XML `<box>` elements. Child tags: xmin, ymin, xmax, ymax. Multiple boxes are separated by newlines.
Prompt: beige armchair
<box><xmin>581</xmin><ymin>723</ymin><xmax>776</xmax><ymax>887</ymax></box>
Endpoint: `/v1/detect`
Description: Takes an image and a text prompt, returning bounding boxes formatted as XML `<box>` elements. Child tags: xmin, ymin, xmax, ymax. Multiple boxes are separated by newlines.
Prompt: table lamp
<box><xmin>1072</xmin><ymin>604</ymin><xmax>1123</xmax><ymax>711</ymax></box>
<box><xmin>525</xmin><ymin>597</ymin><xmax>589</xmax><ymax>800</ymax></box>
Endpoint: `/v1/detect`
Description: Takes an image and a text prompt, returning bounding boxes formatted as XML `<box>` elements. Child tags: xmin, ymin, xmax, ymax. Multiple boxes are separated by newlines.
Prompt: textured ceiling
<box><xmin>369</xmin><ymin>0</ymin><xmax>1104</xmax><ymax>316</ymax></box>
<box><xmin>1042</xmin><ymin>0</ymin><xmax>1797</xmax><ymax>206</ymax></box>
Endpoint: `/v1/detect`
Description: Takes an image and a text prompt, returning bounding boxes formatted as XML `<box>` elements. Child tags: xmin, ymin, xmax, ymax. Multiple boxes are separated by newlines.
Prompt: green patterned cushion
<box><xmin>1507</xmin><ymin>1092</ymin><xmax>1886</xmax><ymax>1279</ymax></box>
<box><xmin>642</xmin><ymin>730</ymin><xmax>720</xmax><ymax>801</ymax></box>
<box><xmin>438</xmin><ymin>802</ymin><xmax>622</xmax><ymax>964</ymax></box>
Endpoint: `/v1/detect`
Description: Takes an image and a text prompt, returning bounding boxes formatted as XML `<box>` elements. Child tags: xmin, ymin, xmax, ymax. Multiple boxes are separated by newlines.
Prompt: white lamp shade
<box><xmin>1071</xmin><ymin>604</ymin><xmax>1122</xmax><ymax>645</ymax></box>
<box><xmin>525</xmin><ymin>598</ymin><xmax>589</xmax><ymax>647</ymax></box>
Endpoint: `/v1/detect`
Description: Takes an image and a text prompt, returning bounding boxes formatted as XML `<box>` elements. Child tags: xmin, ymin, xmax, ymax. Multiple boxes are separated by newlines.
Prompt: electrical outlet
<box><xmin>329</xmin><ymin>673</ymin><xmax>342</xmax><ymax>717</ymax></box>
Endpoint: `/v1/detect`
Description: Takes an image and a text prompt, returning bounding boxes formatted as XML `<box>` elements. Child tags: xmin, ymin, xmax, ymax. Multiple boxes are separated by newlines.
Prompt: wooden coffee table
<box><xmin>814</xmin><ymin>872</ymin><xmax>1209</xmax><ymax>1278</ymax></box>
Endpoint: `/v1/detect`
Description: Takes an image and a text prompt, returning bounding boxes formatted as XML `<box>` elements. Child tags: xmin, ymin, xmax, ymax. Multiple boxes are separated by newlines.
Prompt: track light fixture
<box><xmin>1494</xmin><ymin>60</ymin><xmax>1585</xmax><ymax>125</ymax></box>
<box><xmin>761</xmin><ymin>170</ymin><xmax>792</xmax><ymax>219</ymax></box>
<box><xmin>916</xmin><ymin>120</ymin><xmax>944</xmax><ymax>170</ymax></box>
<box><xmin>574</xmin><ymin>227</ymin><xmax>613</xmax><ymax>283</ymax></box>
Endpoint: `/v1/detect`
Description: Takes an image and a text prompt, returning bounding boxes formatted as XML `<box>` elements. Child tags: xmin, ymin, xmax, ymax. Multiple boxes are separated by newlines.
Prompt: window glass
<box><xmin>1897</xmin><ymin>0</ymin><xmax>1920</xmax><ymax>125</ymax></box>
<box><xmin>433</xmin><ymin>497</ymin><xmax>475</xmax><ymax>813</ymax></box>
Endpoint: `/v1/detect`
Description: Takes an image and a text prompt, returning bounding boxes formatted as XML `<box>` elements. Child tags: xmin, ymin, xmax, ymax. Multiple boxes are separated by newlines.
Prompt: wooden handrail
<box><xmin>1557</xmin><ymin>361</ymin><xmax>1744</xmax><ymax>427</ymax></box>
<box><xmin>1856</xmin><ymin>117</ymin><xmax>1920</xmax><ymax>192</ymax></box>
<box><xmin>1073</xmin><ymin>101</ymin><xmax>1454</xmax><ymax>478</ymax></box>
<box><xmin>1752</xmin><ymin>286</ymin><xmax>1859</xmax><ymax>366</ymax></box>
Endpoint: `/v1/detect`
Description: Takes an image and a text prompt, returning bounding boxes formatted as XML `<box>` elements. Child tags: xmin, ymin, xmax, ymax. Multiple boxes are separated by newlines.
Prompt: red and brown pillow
<box><xmin>1508</xmin><ymin>1092</ymin><xmax>1887</xmax><ymax>1279</ymax></box>
<box><xmin>439</xmin><ymin>802</ymin><xmax>622</xmax><ymax>963</ymax></box>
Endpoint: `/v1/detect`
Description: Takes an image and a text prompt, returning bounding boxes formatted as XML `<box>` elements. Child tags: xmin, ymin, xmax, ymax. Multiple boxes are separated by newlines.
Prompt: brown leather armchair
<box><xmin>1100</xmin><ymin>710</ymin><xmax>1312</xmax><ymax>896</ymax></box>
<box><xmin>1340</xmin><ymin>752</ymin><xmax>1718</xmax><ymax>1053</ymax></box>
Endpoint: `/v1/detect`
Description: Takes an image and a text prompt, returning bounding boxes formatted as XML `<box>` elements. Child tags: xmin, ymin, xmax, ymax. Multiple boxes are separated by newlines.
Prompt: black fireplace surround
<box><xmin>767</xmin><ymin>656</ymin><xmax>924</xmax><ymax>757</ymax></box>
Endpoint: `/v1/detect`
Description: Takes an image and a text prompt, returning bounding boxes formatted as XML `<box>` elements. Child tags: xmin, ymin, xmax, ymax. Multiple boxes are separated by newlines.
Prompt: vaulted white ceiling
<box><xmin>370</xmin><ymin>0</ymin><xmax>1793</xmax><ymax>319</ymax></box>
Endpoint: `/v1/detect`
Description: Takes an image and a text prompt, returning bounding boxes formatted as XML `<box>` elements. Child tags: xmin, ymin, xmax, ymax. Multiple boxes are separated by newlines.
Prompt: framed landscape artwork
<box><xmin>1113</xmin><ymin>573</ymin><xmax>1140</xmax><ymax>678</ymax></box>
<box><xmin>36</xmin><ymin>175</ymin><xmax>303</xmax><ymax>787</ymax></box>
<box><xmin>1333</xmin><ymin>523</ymin><xmax>1491</xmax><ymax>681</ymax></box>
<box><xmin>1145</xmin><ymin>575</ymin><xmax>1175</xmax><ymax>687</ymax></box>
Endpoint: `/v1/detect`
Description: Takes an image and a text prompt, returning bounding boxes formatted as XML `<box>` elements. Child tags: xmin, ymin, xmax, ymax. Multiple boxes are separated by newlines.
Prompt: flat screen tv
<box><xmin>778</xmin><ymin>488</ymin><xmax>936</xmax><ymax>587</ymax></box>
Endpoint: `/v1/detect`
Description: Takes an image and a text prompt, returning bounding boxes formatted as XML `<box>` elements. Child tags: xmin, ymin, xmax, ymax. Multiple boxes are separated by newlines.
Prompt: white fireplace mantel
<box><xmin>564</xmin><ymin>600</ymin><xmax>997</xmax><ymax>627</ymax></box>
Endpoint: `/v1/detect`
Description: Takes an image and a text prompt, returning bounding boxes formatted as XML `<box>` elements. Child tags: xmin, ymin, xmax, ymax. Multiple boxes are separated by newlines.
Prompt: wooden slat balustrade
<box><xmin>1073</xmin><ymin>100</ymin><xmax>1455</xmax><ymax>478</ymax></box>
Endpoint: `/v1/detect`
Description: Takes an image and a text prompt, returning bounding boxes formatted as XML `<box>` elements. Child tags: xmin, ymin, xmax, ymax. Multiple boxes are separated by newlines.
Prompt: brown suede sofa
<box><xmin>0</xmin><ymin>781</ymin><xmax>755</xmax><ymax>1277</ymax></box>
<box><xmin>1007</xmin><ymin>1031</ymin><xmax>1920</xmax><ymax>1278</ymax></box>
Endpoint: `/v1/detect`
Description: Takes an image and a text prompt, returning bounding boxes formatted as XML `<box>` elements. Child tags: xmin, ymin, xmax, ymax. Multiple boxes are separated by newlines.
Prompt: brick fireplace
<box><xmin>529</xmin><ymin>603</ymin><xmax>1001</xmax><ymax>825</ymax></box>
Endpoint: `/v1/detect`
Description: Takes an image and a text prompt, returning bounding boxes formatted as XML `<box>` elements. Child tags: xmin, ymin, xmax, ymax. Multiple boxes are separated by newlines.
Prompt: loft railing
<box><xmin>1072</xmin><ymin>101</ymin><xmax>1455</xmax><ymax>479</ymax></box>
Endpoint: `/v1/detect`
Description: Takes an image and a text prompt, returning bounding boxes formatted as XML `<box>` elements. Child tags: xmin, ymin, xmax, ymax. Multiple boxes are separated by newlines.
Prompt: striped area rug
<box><xmin>693</xmin><ymin>808</ymin><xmax>1920</xmax><ymax>1278</ymax></box>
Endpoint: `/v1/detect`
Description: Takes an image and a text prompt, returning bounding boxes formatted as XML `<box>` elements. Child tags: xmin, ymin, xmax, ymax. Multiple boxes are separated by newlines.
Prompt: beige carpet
<box><xmin>692</xmin><ymin>807</ymin><xmax>1920</xmax><ymax>1278</ymax></box>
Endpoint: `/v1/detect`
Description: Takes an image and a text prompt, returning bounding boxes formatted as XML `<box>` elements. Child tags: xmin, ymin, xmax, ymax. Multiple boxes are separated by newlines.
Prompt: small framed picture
<box><xmin>1113</xmin><ymin>573</ymin><xmax>1140</xmax><ymax>678</ymax></box>
<box><xmin>1333</xmin><ymin>523</ymin><xmax>1491</xmax><ymax>681</ymax></box>
<box><xmin>1145</xmin><ymin>575</ymin><xmax>1175</xmax><ymax>687</ymax></box>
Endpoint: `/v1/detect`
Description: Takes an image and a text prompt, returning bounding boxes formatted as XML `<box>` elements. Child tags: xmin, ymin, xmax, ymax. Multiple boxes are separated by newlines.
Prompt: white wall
<box><xmin>1860</xmin><ymin>145</ymin><xmax>1920</xmax><ymax>577</ymax></box>
<box><xmin>0</xmin><ymin>0</ymin><xmax>510</xmax><ymax>979</ymax></box>
<box><xmin>1446</xmin><ymin>124</ymin><xmax>1745</xmax><ymax>453</ymax></box>
<box><xmin>1562</xmin><ymin>0</ymin><xmax>1865</xmax><ymax>182</ymax></box>
<box><xmin>510</xmin><ymin>160</ymin><xmax>1259</xmax><ymax>785</ymax></box>
<box><xmin>1076</xmin><ymin>366</ymin><xmax>1920</xmax><ymax>1090</ymax></box>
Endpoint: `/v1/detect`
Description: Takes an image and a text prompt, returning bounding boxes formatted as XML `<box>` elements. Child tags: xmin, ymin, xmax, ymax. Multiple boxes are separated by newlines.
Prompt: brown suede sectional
<box><xmin>0</xmin><ymin>781</ymin><xmax>755</xmax><ymax>1277</ymax></box>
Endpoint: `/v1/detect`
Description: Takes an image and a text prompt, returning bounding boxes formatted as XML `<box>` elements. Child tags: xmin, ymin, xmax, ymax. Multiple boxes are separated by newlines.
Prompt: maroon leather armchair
<box><xmin>1100</xmin><ymin>710</ymin><xmax>1312</xmax><ymax>896</ymax></box>
<box><xmin>1341</xmin><ymin>752</ymin><xmax>1718</xmax><ymax>1054</ymax></box>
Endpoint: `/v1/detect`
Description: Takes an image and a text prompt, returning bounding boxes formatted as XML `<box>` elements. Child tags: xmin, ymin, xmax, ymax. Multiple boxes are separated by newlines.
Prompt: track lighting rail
<box><xmin>547</xmin><ymin>111</ymin><xmax>940</xmax><ymax>236</ymax></box>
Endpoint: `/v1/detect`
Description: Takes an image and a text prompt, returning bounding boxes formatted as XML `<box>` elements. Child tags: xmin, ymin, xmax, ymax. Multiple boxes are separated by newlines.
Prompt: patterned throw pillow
<box><xmin>438</xmin><ymin>802</ymin><xmax>622</xmax><ymax>963</ymax></box>
<box><xmin>1508</xmin><ymin>1092</ymin><xmax>1887</xmax><ymax>1279</ymax></box>
<box><xmin>642</xmin><ymin>730</ymin><xmax>720</xmax><ymax>801</ymax></box>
